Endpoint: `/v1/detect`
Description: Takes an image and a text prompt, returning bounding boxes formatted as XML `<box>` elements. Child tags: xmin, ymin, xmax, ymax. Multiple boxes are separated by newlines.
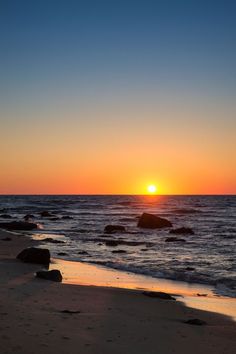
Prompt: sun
<box><xmin>147</xmin><ymin>184</ymin><xmax>157</xmax><ymax>194</ymax></box>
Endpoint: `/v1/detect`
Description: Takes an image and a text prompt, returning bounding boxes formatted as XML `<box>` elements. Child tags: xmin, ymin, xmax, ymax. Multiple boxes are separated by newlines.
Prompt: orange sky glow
<box><xmin>1</xmin><ymin>99</ymin><xmax>235</xmax><ymax>195</ymax></box>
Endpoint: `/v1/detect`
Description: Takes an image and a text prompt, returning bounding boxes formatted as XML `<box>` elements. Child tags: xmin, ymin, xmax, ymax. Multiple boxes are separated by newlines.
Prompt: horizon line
<box><xmin>0</xmin><ymin>193</ymin><xmax>235</xmax><ymax>197</ymax></box>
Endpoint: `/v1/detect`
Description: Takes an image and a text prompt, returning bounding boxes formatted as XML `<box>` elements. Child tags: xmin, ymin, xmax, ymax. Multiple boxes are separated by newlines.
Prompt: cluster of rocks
<box><xmin>17</xmin><ymin>247</ymin><xmax>63</xmax><ymax>282</ymax></box>
<box><xmin>102</xmin><ymin>212</ymin><xmax>194</xmax><ymax>247</ymax></box>
<box><xmin>0</xmin><ymin>210</ymin><xmax>74</xmax><ymax>231</ymax></box>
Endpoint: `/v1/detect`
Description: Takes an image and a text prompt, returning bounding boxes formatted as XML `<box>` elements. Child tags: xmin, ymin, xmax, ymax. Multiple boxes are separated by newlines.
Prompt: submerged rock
<box><xmin>0</xmin><ymin>221</ymin><xmax>38</xmax><ymax>231</ymax></box>
<box><xmin>112</xmin><ymin>250</ymin><xmax>127</xmax><ymax>254</ymax></box>
<box><xmin>40</xmin><ymin>211</ymin><xmax>53</xmax><ymax>217</ymax></box>
<box><xmin>165</xmin><ymin>237</ymin><xmax>186</xmax><ymax>242</ymax></box>
<box><xmin>41</xmin><ymin>237</ymin><xmax>65</xmax><ymax>244</ymax></box>
<box><xmin>0</xmin><ymin>214</ymin><xmax>12</xmax><ymax>219</ymax></box>
<box><xmin>36</xmin><ymin>269</ymin><xmax>62</xmax><ymax>282</ymax></box>
<box><xmin>172</xmin><ymin>208</ymin><xmax>200</xmax><ymax>214</ymax></box>
<box><xmin>105</xmin><ymin>240</ymin><xmax>119</xmax><ymax>247</ymax></box>
<box><xmin>24</xmin><ymin>214</ymin><xmax>35</xmax><ymax>220</ymax></box>
<box><xmin>143</xmin><ymin>291</ymin><xmax>175</xmax><ymax>300</ymax></box>
<box><xmin>17</xmin><ymin>247</ymin><xmax>50</xmax><ymax>265</ymax></box>
<box><xmin>101</xmin><ymin>239</ymin><xmax>154</xmax><ymax>247</ymax></box>
<box><xmin>78</xmin><ymin>250</ymin><xmax>89</xmax><ymax>255</ymax></box>
<box><xmin>59</xmin><ymin>310</ymin><xmax>81</xmax><ymax>314</ymax></box>
<box><xmin>169</xmin><ymin>227</ymin><xmax>194</xmax><ymax>235</ymax></box>
<box><xmin>57</xmin><ymin>252</ymin><xmax>68</xmax><ymax>256</ymax></box>
<box><xmin>138</xmin><ymin>213</ymin><xmax>172</xmax><ymax>229</ymax></box>
<box><xmin>186</xmin><ymin>267</ymin><xmax>195</xmax><ymax>271</ymax></box>
<box><xmin>104</xmin><ymin>225</ymin><xmax>126</xmax><ymax>234</ymax></box>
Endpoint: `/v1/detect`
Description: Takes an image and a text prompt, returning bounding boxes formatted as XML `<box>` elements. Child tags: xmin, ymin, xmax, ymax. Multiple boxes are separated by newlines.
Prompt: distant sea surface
<box><xmin>0</xmin><ymin>195</ymin><xmax>235</xmax><ymax>297</ymax></box>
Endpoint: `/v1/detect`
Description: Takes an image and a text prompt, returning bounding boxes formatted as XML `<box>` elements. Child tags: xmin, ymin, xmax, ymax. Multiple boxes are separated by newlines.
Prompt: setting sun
<box><xmin>147</xmin><ymin>184</ymin><xmax>157</xmax><ymax>194</ymax></box>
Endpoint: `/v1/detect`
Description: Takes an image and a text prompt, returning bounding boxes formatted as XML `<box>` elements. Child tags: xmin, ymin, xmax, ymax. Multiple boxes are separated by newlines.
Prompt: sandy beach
<box><xmin>0</xmin><ymin>229</ymin><xmax>235</xmax><ymax>354</ymax></box>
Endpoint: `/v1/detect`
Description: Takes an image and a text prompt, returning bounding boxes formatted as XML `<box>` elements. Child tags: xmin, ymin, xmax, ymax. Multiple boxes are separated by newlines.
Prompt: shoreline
<box><xmin>2</xmin><ymin>229</ymin><xmax>236</xmax><ymax>320</ymax></box>
<box><xmin>51</xmin><ymin>258</ymin><xmax>236</xmax><ymax>321</ymax></box>
<box><xmin>0</xmin><ymin>229</ymin><xmax>236</xmax><ymax>353</ymax></box>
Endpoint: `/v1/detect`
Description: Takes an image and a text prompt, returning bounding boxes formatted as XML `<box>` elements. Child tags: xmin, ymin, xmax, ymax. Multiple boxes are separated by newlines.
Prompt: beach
<box><xmin>0</xmin><ymin>229</ymin><xmax>235</xmax><ymax>354</ymax></box>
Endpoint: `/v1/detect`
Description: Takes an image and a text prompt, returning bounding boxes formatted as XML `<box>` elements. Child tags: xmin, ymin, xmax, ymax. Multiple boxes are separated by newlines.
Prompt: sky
<box><xmin>0</xmin><ymin>0</ymin><xmax>235</xmax><ymax>194</ymax></box>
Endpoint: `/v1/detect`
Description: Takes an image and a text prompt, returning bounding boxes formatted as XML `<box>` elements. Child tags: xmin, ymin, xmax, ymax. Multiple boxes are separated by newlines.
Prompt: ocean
<box><xmin>0</xmin><ymin>195</ymin><xmax>235</xmax><ymax>297</ymax></box>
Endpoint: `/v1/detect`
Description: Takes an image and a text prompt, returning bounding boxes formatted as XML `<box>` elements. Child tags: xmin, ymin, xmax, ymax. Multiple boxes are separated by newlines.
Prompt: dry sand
<box><xmin>0</xmin><ymin>229</ymin><xmax>235</xmax><ymax>354</ymax></box>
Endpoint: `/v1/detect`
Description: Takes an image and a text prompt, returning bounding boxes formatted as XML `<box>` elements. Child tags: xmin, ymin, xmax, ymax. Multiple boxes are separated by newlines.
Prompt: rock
<box><xmin>143</xmin><ymin>291</ymin><xmax>175</xmax><ymax>300</ymax></box>
<box><xmin>184</xmin><ymin>318</ymin><xmax>207</xmax><ymax>326</ymax></box>
<box><xmin>36</xmin><ymin>270</ymin><xmax>62</xmax><ymax>282</ymax></box>
<box><xmin>61</xmin><ymin>216</ymin><xmax>73</xmax><ymax>220</ymax></box>
<box><xmin>105</xmin><ymin>240</ymin><xmax>119</xmax><ymax>247</ymax></box>
<box><xmin>112</xmin><ymin>250</ymin><xmax>127</xmax><ymax>254</ymax></box>
<box><xmin>57</xmin><ymin>252</ymin><xmax>68</xmax><ymax>256</ymax></box>
<box><xmin>197</xmin><ymin>293</ymin><xmax>208</xmax><ymax>297</ymax></box>
<box><xmin>0</xmin><ymin>214</ymin><xmax>12</xmax><ymax>219</ymax></box>
<box><xmin>169</xmin><ymin>227</ymin><xmax>194</xmax><ymax>235</ymax></box>
<box><xmin>59</xmin><ymin>310</ymin><xmax>81</xmax><ymax>314</ymax></box>
<box><xmin>138</xmin><ymin>213</ymin><xmax>172</xmax><ymax>229</ymax></box>
<box><xmin>24</xmin><ymin>214</ymin><xmax>35</xmax><ymax>220</ymax></box>
<box><xmin>17</xmin><ymin>247</ymin><xmax>50</xmax><ymax>264</ymax></box>
<box><xmin>172</xmin><ymin>208</ymin><xmax>200</xmax><ymax>214</ymax></box>
<box><xmin>98</xmin><ymin>238</ymin><xmax>154</xmax><ymax>247</ymax></box>
<box><xmin>165</xmin><ymin>237</ymin><xmax>186</xmax><ymax>242</ymax></box>
<box><xmin>41</xmin><ymin>238</ymin><xmax>65</xmax><ymax>244</ymax></box>
<box><xmin>104</xmin><ymin>225</ymin><xmax>126</xmax><ymax>234</ymax></box>
<box><xmin>77</xmin><ymin>251</ymin><xmax>89</xmax><ymax>255</ymax></box>
<box><xmin>186</xmin><ymin>267</ymin><xmax>195</xmax><ymax>271</ymax></box>
<box><xmin>40</xmin><ymin>211</ymin><xmax>53</xmax><ymax>217</ymax></box>
<box><xmin>0</xmin><ymin>221</ymin><xmax>38</xmax><ymax>230</ymax></box>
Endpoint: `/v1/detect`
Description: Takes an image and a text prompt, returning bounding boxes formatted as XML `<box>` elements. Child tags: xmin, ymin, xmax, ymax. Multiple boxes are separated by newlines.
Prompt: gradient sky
<box><xmin>0</xmin><ymin>0</ymin><xmax>235</xmax><ymax>194</ymax></box>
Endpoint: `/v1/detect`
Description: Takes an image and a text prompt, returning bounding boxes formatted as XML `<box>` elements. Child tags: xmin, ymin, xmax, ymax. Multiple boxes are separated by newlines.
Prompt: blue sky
<box><xmin>1</xmin><ymin>0</ymin><xmax>235</xmax><ymax>103</ymax></box>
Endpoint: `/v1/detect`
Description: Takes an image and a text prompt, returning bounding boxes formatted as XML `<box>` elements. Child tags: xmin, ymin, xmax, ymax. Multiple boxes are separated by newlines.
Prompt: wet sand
<box><xmin>0</xmin><ymin>229</ymin><xmax>235</xmax><ymax>354</ymax></box>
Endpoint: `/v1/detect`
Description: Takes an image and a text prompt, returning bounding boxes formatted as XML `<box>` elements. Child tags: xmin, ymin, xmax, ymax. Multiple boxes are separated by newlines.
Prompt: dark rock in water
<box><xmin>104</xmin><ymin>225</ymin><xmax>126</xmax><ymax>234</ymax></box>
<box><xmin>78</xmin><ymin>250</ymin><xmax>89</xmax><ymax>255</ymax></box>
<box><xmin>59</xmin><ymin>310</ymin><xmax>81</xmax><ymax>314</ymax></box>
<box><xmin>0</xmin><ymin>214</ymin><xmax>12</xmax><ymax>219</ymax></box>
<box><xmin>24</xmin><ymin>214</ymin><xmax>35</xmax><ymax>220</ymax></box>
<box><xmin>0</xmin><ymin>208</ymin><xmax>8</xmax><ymax>213</ymax></box>
<box><xmin>57</xmin><ymin>252</ymin><xmax>68</xmax><ymax>256</ymax></box>
<box><xmin>41</xmin><ymin>237</ymin><xmax>65</xmax><ymax>244</ymax></box>
<box><xmin>0</xmin><ymin>221</ymin><xmax>38</xmax><ymax>231</ymax></box>
<box><xmin>17</xmin><ymin>247</ymin><xmax>50</xmax><ymax>265</ymax></box>
<box><xmin>186</xmin><ymin>267</ymin><xmax>195</xmax><ymax>271</ymax></box>
<box><xmin>197</xmin><ymin>293</ymin><xmax>208</xmax><ymax>297</ymax></box>
<box><xmin>61</xmin><ymin>215</ymin><xmax>73</xmax><ymax>220</ymax></box>
<box><xmin>170</xmin><ymin>227</ymin><xmax>194</xmax><ymax>235</ymax></box>
<box><xmin>99</xmin><ymin>238</ymin><xmax>154</xmax><ymax>247</ymax></box>
<box><xmin>184</xmin><ymin>318</ymin><xmax>207</xmax><ymax>326</ymax></box>
<box><xmin>105</xmin><ymin>240</ymin><xmax>119</xmax><ymax>247</ymax></box>
<box><xmin>143</xmin><ymin>291</ymin><xmax>175</xmax><ymax>300</ymax></box>
<box><xmin>138</xmin><ymin>213</ymin><xmax>172</xmax><ymax>229</ymax></box>
<box><xmin>165</xmin><ymin>237</ymin><xmax>186</xmax><ymax>243</ymax></box>
<box><xmin>112</xmin><ymin>250</ymin><xmax>127</xmax><ymax>254</ymax></box>
<box><xmin>36</xmin><ymin>269</ymin><xmax>62</xmax><ymax>282</ymax></box>
<box><xmin>172</xmin><ymin>208</ymin><xmax>200</xmax><ymax>214</ymax></box>
<box><xmin>1</xmin><ymin>237</ymin><xmax>12</xmax><ymax>241</ymax></box>
<box><xmin>40</xmin><ymin>211</ymin><xmax>53</xmax><ymax>217</ymax></box>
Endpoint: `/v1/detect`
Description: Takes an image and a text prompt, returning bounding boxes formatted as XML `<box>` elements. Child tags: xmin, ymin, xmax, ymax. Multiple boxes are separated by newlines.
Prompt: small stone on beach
<box><xmin>184</xmin><ymin>318</ymin><xmax>207</xmax><ymax>326</ymax></box>
<box><xmin>143</xmin><ymin>291</ymin><xmax>175</xmax><ymax>300</ymax></box>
